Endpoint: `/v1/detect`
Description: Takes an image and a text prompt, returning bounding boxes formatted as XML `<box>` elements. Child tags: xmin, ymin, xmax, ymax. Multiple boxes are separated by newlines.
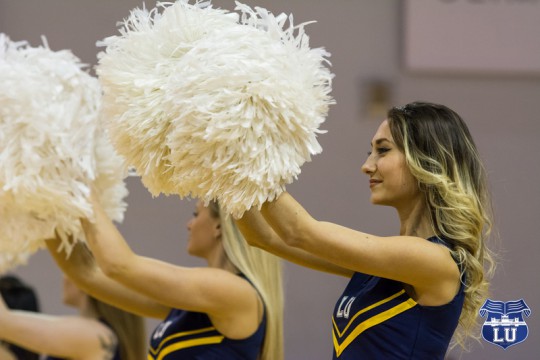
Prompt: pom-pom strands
<box><xmin>0</xmin><ymin>34</ymin><xmax>128</xmax><ymax>273</ymax></box>
<box><xmin>97</xmin><ymin>0</ymin><xmax>334</xmax><ymax>217</ymax></box>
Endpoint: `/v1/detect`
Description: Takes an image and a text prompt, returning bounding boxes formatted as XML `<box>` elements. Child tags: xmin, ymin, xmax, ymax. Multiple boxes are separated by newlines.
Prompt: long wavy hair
<box><xmin>387</xmin><ymin>102</ymin><xmax>496</xmax><ymax>349</ymax></box>
<box><xmin>208</xmin><ymin>201</ymin><xmax>284</xmax><ymax>360</ymax></box>
<box><xmin>88</xmin><ymin>296</ymin><xmax>146</xmax><ymax>360</ymax></box>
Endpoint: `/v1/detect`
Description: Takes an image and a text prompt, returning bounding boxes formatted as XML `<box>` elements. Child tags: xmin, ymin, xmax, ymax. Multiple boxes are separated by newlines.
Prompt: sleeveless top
<box><xmin>44</xmin><ymin>319</ymin><xmax>121</xmax><ymax>360</ymax></box>
<box><xmin>148</xmin><ymin>275</ymin><xmax>266</xmax><ymax>360</ymax></box>
<box><xmin>332</xmin><ymin>236</ymin><xmax>465</xmax><ymax>359</ymax></box>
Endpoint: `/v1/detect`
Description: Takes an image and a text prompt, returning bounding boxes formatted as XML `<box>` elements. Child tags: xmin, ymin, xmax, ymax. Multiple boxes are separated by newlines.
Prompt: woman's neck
<box><xmin>397</xmin><ymin>199</ymin><xmax>434</xmax><ymax>239</ymax></box>
<box><xmin>206</xmin><ymin>246</ymin><xmax>239</xmax><ymax>274</ymax></box>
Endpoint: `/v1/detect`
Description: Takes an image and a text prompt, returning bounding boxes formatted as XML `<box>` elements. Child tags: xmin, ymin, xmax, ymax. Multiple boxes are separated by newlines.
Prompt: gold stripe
<box><xmin>333</xmin><ymin>298</ymin><xmax>417</xmax><ymax>357</ymax></box>
<box><xmin>332</xmin><ymin>289</ymin><xmax>407</xmax><ymax>338</ymax></box>
<box><xmin>155</xmin><ymin>335</ymin><xmax>225</xmax><ymax>360</ymax></box>
<box><xmin>149</xmin><ymin>326</ymin><xmax>217</xmax><ymax>355</ymax></box>
<box><xmin>147</xmin><ymin>354</ymin><xmax>154</xmax><ymax>360</ymax></box>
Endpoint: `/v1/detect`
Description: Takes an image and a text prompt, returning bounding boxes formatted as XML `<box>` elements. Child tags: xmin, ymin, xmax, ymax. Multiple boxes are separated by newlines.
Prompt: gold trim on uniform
<box><xmin>332</xmin><ymin>290</ymin><xmax>417</xmax><ymax>357</ymax></box>
<box><xmin>148</xmin><ymin>326</ymin><xmax>225</xmax><ymax>360</ymax></box>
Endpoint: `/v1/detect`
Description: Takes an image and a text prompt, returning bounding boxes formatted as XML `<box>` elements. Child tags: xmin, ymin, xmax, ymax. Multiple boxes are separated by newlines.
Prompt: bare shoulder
<box><xmin>409</xmin><ymin>238</ymin><xmax>462</xmax><ymax>306</ymax></box>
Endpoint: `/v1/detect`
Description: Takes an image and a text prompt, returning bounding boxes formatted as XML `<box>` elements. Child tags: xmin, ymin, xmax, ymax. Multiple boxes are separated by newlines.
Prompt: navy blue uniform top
<box><xmin>332</xmin><ymin>237</ymin><xmax>465</xmax><ymax>359</ymax></box>
<box><xmin>148</xmin><ymin>276</ymin><xmax>266</xmax><ymax>360</ymax></box>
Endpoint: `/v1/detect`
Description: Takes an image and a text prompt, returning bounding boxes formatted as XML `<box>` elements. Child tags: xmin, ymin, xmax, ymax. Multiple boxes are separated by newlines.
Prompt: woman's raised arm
<box><xmin>46</xmin><ymin>236</ymin><xmax>169</xmax><ymax>319</ymax></box>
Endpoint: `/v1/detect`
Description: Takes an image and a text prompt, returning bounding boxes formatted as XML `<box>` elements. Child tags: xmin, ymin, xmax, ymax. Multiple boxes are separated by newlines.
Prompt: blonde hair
<box><xmin>208</xmin><ymin>201</ymin><xmax>284</xmax><ymax>360</ymax></box>
<box><xmin>387</xmin><ymin>102</ymin><xmax>496</xmax><ymax>349</ymax></box>
<box><xmin>88</xmin><ymin>296</ymin><xmax>146</xmax><ymax>360</ymax></box>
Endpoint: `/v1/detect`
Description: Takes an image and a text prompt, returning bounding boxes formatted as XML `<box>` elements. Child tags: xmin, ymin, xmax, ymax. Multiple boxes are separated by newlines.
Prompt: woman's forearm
<box><xmin>81</xmin><ymin>192</ymin><xmax>137</xmax><ymax>280</ymax></box>
<box><xmin>236</xmin><ymin>208</ymin><xmax>279</xmax><ymax>250</ymax></box>
<box><xmin>260</xmin><ymin>192</ymin><xmax>315</xmax><ymax>248</ymax></box>
<box><xmin>238</xmin><ymin>200</ymin><xmax>353</xmax><ymax>277</ymax></box>
<box><xmin>0</xmin><ymin>311</ymin><xmax>74</xmax><ymax>356</ymax></box>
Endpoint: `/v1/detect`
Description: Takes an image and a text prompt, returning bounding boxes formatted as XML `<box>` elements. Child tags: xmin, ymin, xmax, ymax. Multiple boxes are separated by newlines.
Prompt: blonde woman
<box><xmin>47</xmin><ymin>197</ymin><xmax>283</xmax><ymax>360</ymax></box>
<box><xmin>237</xmin><ymin>102</ymin><xmax>495</xmax><ymax>359</ymax></box>
<box><xmin>0</xmin><ymin>276</ymin><xmax>145</xmax><ymax>360</ymax></box>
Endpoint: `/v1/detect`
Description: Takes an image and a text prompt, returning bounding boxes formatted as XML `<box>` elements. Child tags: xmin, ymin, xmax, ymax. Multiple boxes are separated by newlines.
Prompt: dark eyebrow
<box><xmin>370</xmin><ymin>138</ymin><xmax>392</xmax><ymax>146</ymax></box>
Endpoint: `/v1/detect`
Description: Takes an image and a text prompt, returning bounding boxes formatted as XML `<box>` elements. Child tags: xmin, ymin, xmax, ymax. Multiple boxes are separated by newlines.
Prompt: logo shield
<box><xmin>479</xmin><ymin>299</ymin><xmax>531</xmax><ymax>349</ymax></box>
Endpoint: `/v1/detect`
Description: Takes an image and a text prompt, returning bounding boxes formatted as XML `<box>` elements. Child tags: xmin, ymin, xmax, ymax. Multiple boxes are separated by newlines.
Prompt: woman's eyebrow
<box><xmin>370</xmin><ymin>138</ymin><xmax>392</xmax><ymax>146</ymax></box>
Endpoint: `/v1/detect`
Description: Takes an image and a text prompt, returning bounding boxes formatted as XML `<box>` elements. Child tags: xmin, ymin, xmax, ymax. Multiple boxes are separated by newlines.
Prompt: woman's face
<box><xmin>186</xmin><ymin>201</ymin><xmax>221</xmax><ymax>258</ymax></box>
<box><xmin>361</xmin><ymin>120</ymin><xmax>420</xmax><ymax>210</ymax></box>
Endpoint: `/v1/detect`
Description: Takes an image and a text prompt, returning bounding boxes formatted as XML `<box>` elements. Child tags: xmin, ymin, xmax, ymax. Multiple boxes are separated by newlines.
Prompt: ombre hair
<box><xmin>387</xmin><ymin>102</ymin><xmax>496</xmax><ymax>349</ymax></box>
<box><xmin>208</xmin><ymin>201</ymin><xmax>284</xmax><ymax>360</ymax></box>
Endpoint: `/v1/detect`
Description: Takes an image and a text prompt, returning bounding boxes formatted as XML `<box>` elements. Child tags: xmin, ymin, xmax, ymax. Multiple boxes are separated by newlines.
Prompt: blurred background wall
<box><xmin>1</xmin><ymin>1</ymin><xmax>539</xmax><ymax>359</ymax></box>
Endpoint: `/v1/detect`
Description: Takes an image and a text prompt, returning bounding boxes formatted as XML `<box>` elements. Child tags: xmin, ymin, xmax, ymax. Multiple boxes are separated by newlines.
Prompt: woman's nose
<box><xmin>361</xmin><ymin>156</ymin><xmax>375</xmax><ymax>175</ymax></box>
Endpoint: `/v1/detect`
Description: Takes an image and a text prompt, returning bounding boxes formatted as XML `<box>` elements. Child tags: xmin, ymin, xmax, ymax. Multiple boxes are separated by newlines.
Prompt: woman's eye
<box><xmin>367</xmin><ymin>147</ymin><xmax>390</xmax><ymax>157</ymax></box>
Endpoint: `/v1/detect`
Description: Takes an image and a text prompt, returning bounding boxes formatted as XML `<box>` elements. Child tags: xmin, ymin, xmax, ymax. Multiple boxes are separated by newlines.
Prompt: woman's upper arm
<box><xmin>108</xmin><ymin>255</ymin><xmax>258</xmax><ymax>317</ymax></box>
<box><xmin>297</xmin><ymin>220</ymin><xmax>459</xmax><ymax>290</ymax></box>
<box><xmin>80</xmin><ymin>192</ymin><xmax>258</xmax><ymax>319</ymax></box>
<box><xmin>261</xmin><ymin>192</ymin><xmax>458</xmax><ymax>289</ymax></box>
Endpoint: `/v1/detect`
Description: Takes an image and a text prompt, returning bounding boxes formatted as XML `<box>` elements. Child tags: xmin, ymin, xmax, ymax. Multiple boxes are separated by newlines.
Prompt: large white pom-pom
<box><xmin>0</xmin><ymin>34</ymin><xmax>128</xmax><ymax>273</ymax></box>
<box><xmin>97</xmin><ymin>1</ymin><xmax>239</xmax><ymax>196</ymax></box>
<box><xmin>97</xmin><ymin>0</ymin><xmax>334</xmax><ymax>217</ymax></box>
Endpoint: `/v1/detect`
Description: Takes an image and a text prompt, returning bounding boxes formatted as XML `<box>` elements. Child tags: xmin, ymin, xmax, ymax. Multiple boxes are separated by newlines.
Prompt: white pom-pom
<box><xmin>0</xmin><ymin>251</ymin><xmax>31</xmax><ymax>276</ymax></box>
<box><xmin>0</xmin><ymin>34</ymin><xmax>128</xmax><ymax>272</ymax></box>
<box><xmin>93</xmin><ymin>130</ymin><xmax>129</xmax><ymax>225</ymax></box>
<box><xmin>97</xmin><ymin>1</ymin><xmax>334</xmax><ymax>217</ymax></box>
<box><xmin>97</xmin><ymin>1</ymin><xmax>239</xmax><ymax>196</ymax></box>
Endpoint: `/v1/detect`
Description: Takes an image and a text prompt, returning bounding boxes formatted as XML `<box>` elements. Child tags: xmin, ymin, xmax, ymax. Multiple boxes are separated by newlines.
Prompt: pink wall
<box><xmin>2</xmin><ymin>1</ymin><xmax>539</xmax><ymax>359</ymax></box>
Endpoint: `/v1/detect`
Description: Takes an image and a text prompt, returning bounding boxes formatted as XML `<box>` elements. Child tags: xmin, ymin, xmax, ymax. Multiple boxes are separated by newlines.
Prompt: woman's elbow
<box><xmin>280</xmin><ymin>232</ymin><xmax>304</xmax><ymax>248</ymax></box>
<box><xmin>279</xmin><ymin>222</ymin><xmax>313</xmax><ymax>249</ymax></box>
<box><xmin>242</xmin><ymin>233</ymin><xmax>260</xmax><ymax>247</ymax></box>
<box><xmin>97</xmin><ymin>257</ymin><xmax>129</xmax><ymax>281</ymax></box>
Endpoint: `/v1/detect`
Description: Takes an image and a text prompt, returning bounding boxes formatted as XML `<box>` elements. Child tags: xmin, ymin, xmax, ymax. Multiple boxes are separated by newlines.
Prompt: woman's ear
<box><xmin>215</xmin><ymin>223</ymin><xmax>222</xmax><ymax>239</ymax></box>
